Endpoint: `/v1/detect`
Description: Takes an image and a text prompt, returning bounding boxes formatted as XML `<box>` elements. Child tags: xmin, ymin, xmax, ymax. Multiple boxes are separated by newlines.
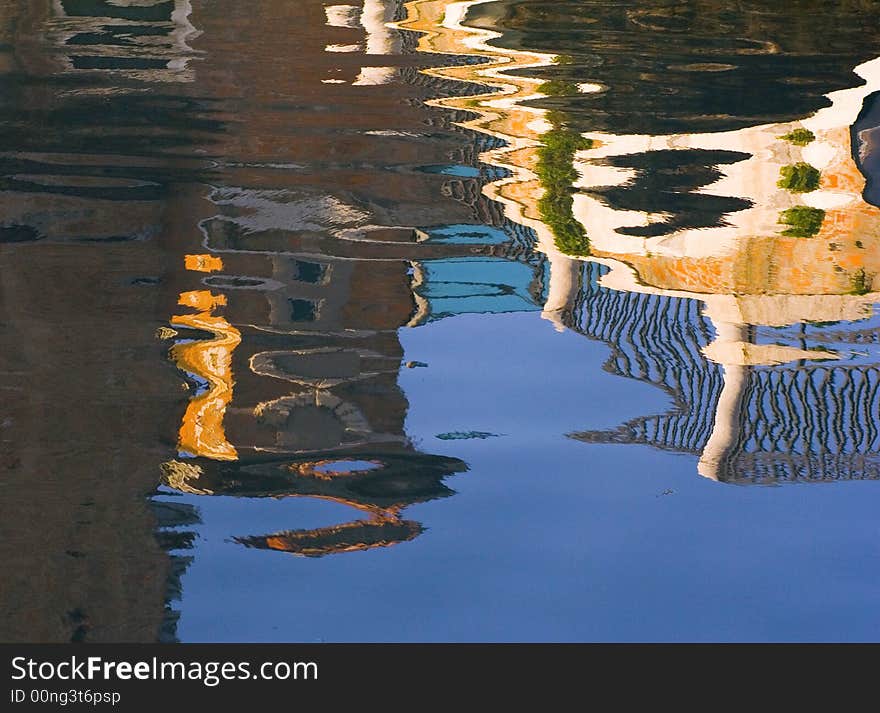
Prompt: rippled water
<box><xmin>1</xmin><ymin>0</ymin><xmax>880</xmax><ymax>642</ymax></box>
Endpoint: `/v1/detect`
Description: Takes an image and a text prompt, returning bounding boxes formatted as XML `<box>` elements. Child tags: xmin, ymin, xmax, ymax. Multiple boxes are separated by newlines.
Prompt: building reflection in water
<box><xmin>4</xmin><ymin>0</ymin><xmax>880</xmax><ymax>642</ymax></box>
<box><xmin>407</xmin><ymin>0</ymin><xmax>880</xmax><ymax>483</ymax></box>
<box><xmin>0</xmin><ymin>0</ymin><xmax>513</xmax><ymax>641</ymax></box>
<box><xmin>150</xmin><ymin>0</ymin><xmax>546</xmax><ymax>635</ymax></box>
<box><xmin>157</xmin><ymin>0</ymin><xmax>880</xmax><ymax>613</ymax></box>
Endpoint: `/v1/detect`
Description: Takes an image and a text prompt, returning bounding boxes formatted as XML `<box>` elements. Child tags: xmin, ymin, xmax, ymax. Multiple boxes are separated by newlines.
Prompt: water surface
<box><xmin>1</xmin><ymin>0</ymin><xmax>879</xmax><ymax>642</ymax></box>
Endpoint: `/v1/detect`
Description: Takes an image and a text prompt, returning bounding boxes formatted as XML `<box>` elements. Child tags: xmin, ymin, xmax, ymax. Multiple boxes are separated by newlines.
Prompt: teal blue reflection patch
<box><xmin>417</xmin><ymin>257</ymin><xmax>540</xmax><ymax>320</ymax></box>
<box><xmin>421</xmin><ymin>224</ymin><xmax>509</xmax><ymax>245</ymax></box>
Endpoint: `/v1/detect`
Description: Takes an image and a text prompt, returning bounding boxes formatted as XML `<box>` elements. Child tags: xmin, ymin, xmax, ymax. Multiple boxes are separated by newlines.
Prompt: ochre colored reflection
<box><xmin>254</xmin><ymin>494</ymin><xmax>413</xmax><ymax>557</ymax></box>
<box><xmin>398</xmin><ymin>0</ymin><xmax>555</xmax><ymax>232</ymax></box>
<box><xmin>255</xmin><ymin>518</ymin><xmax>421</xmax><ymax>557</ymax></box>
<box><xmin>241</xmin><ymin>497</ymin><xmax>417</xmax><ymax>556</ymax></box>
<box><xmin>184</xmin><ymin>254</ymin><xmax>224</xmax><ymax>273</ymax></box>
<box><xmin>170</xmin><ymin>286</ymin><xmax>241</xmax><ymax>461</ymax></box>
<box><xmin>177</xmin><ymin>289</ymin><xmax>227</xmax><ymax>312</ymax></box>
<box><xmin>579</xmin><ymin>122</ymin><xmax>880</xmax><ymax>305</ymax></box>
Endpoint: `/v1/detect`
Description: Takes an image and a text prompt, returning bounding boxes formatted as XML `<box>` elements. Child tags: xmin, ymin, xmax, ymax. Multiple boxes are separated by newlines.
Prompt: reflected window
<box><xmin>61</xmin><ymin>0</ymin><xmax>175</xmax><ymax>23</ymax></box>
<box><xmin>289</xmin><ymin>298</ymin><xmax>318</xmax><ymax>322</ymax></box>
<box><xmin>293</xmin><ymin>260</ymin><xmax>327</xmax><ymax>284</ymax></box>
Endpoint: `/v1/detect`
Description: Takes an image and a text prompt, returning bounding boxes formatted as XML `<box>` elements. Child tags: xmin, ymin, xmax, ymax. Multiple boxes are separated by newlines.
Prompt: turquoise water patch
<box><xmin>421</xmin><ymin>224</ymin><xmax>509</xmax><ymax>245</ymax></box>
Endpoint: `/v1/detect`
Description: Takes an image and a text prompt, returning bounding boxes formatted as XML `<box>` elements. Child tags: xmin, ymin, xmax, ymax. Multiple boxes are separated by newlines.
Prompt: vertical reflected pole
<box><xmin>541</xmin><ymin>251</ymin><xmax>581</xmax><ymax>331</ymax></box>
<box><xmin>698</xmin><ymin>321</ymin><xmax>749</xmax><ymax>481</ymax></box>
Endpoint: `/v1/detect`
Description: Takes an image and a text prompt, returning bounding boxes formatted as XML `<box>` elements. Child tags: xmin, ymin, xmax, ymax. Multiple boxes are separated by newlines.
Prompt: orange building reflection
<box><xmin>403</xmin><ymin>0</ymin><xmax>880</xmax><ymax>482</ymax></box>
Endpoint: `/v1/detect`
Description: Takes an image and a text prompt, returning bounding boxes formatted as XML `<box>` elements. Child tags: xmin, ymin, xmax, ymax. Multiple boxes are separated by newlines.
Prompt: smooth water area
<box><xmin>1</xmin><ymin>0</ymin><xmax>879</xmax><ymax>642</ymax></box>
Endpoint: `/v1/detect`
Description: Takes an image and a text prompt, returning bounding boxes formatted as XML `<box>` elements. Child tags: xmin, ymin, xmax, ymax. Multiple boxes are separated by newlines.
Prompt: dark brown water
<box><xmin>1</xmin><ymin>0</ymin><xmax>879</xmax><ymax>642</ymax></box>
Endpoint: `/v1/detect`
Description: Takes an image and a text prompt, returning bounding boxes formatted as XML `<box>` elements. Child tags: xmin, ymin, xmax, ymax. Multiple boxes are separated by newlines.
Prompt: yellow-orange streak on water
<box><xmin>171</xmin><ymin>288</ymin><xmax>241</xmax><ymax>461</ymax></box>
<box><xmin>178</xmin><ymin>289</ymin><xmax>226</xmax><ymax>311</ymax></box>
<box><xmin>184</xmin><ymin>254</ymin><xmax>224</xmax><ymax>273</ymax></box>
<box><xmin>397</xmin><ymin>1</ymin><xmax>560</xmax><ymax>234</ymax></box>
